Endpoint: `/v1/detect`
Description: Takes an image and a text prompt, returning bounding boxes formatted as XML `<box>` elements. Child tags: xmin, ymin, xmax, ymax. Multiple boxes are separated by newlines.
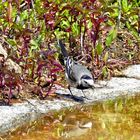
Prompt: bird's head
<box><xmin>80</xmin><ymin>75</ymin><xmax>94</xmax><ymax>88</ymax></box>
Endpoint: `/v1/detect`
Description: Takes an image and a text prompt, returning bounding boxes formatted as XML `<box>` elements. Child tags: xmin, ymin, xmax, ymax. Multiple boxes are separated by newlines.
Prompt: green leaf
<box><xmin>6</xmin><ymin>39</ymin><xmax>17</xmax><ymax>46</ymax></box>
<box><xmin>87</xmin><ymin>20</ymin><xmax>92</xmax><ymax>29</ymax></box>
<box><xmin>102</xmin><ymin>66</ymin><xmax>108</xmax><ymax>77</ymax></box>
<box><xmin>30</xmin><ymin>39</ymin><xmax>40</xmax><ymax>57</ymax></box>
<box><xmin>72</xmin><ymin>22</ymin><xmax>80</xmax><ymax>36</ymax></box>
<box><xmin>126</xmin><ymin>21</ymin><xmax>131</xmax><ymax>29</ymax></box>
<box><xmin>103</xmin><ymin>52</ymin><xmax>109</xmax><ymax>63</ymax></box>
<box><xmin>30</xmin><ymin>39</ymin><xmax>39</xmax><ymax>50</ymax></box>
<box><xmin>36</xmin><ymin>34</ymin><xmax>45</xmax><ymax>44</ymax></box>
<box><xmin>61</xmin><ymin>20</ymin><xmax>70</xmax><ymax>29</ymax></box>
<box><xmin>122</xmin><ymin>0</ymin><xmax>129</xmax><ymax>12</ymax></box>
<box><xmin>96</xmin><ymin>42</ymin><xmax>103</xmax><ymax>55</ymax></box>
<box><xmin>91</xmin><ymin>48</ymin><xmax>95</xmax><ymax>60</ymax></box>
<box><xmin>105</xmin><ymin>27</ymin><xmax>117</xmax><ymax>47</ymax></box>
<box><xmin>20</xmin><ymin>10</ymin><xmax>28</xmax><ymax>21</ymax></box>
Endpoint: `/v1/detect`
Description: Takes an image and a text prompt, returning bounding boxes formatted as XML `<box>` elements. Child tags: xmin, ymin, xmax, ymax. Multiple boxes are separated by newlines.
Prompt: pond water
<box><xmin>2</xmin><ymin>95</ymin><xmax>140</xmax><ymax>140</ymax></box>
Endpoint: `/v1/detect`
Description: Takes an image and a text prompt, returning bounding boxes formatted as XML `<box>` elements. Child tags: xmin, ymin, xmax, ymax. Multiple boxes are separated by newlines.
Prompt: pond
<box><xmin>2</xmin><ymin>95</ymin><xmax>140</xmax><ymax>140</ymax></box>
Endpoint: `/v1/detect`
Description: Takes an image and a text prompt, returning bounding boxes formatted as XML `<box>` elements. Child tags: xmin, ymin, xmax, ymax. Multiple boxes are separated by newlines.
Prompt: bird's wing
<box><xmin>67</xmin><ymin>65</ymin><xmax>77</xmax><ymax>82</ymax></box>
<box><xmin>71</xmin><ymin>62</ymin><xmax>93</xmax><ymax>80</ymax></box>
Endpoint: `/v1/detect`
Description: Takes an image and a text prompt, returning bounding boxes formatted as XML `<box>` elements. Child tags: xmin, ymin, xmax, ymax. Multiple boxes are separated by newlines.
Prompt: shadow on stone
<box><xmin>56</xmin><ymin>93</ymin><xmax>85</xmax><ymax>103</ymax></box>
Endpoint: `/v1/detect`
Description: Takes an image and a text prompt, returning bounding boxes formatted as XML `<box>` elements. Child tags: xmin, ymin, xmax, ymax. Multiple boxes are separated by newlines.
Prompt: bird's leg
<box><xmin>81</xmin><ymin>90</ymin><xmax>87</xmax><ymax>98</ymax></box>
<box><xmin>68</xmin><ymin>85</ymin><xmax>75</xmax><ymax>97</ymax></box>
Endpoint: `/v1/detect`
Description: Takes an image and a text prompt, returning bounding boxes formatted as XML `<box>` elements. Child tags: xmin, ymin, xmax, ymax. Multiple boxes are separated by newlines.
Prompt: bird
<box><xmin>57</xmin><ymin>39</ymin><xmax>94</xmax><ymax>98</ymax></box>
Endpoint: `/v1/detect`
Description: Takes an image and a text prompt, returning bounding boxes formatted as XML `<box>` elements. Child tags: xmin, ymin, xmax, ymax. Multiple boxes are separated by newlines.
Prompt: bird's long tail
<box><xmin>57</xmin><ymin>39</ymin><xmax>68</xmax><ymax>58</ymax></box>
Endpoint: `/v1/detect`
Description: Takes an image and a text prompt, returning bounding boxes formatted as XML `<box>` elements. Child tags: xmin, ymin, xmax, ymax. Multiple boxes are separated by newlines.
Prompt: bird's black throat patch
<box><xmin>76</xmin><ymin>85</ymin><xmax>89</xmax><ymax>89</ymax></box>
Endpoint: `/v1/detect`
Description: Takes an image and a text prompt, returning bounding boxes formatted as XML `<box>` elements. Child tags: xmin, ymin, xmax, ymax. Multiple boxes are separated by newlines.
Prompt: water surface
<box><xmin>2</xmin><ymin>95</ymin><xmax>140</xmax><ymax>140</ymax></box>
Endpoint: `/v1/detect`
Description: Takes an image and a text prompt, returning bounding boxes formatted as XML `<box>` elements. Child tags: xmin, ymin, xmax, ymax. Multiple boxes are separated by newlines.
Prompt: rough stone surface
<box><xmin>56</xmin><ymin>77</ymin><xmax>140</xmax><ymax>103</ymax></box>
<box><xmin>0</xmin><ymin>100</ymin><xmax>75</xmax><ymax>136</ymax></box>
<box><xmin>122</xmin><ymin>65</ymin><xmax>140</xmax><ymax>79</ymax></box>
<box><xmin>5</xmin><ymin>59</ymin><xmax>22</xmax><ymax>74</ymax></box>
<box><xmin>0</xmin><ymin>44</ymin><xmax>8</xmax><ymax>58</ymax></box>
<box><xmin>0</xmin><ymin>65</ymin><xmax>140</xmax><ymax>136</ymax></box>
<box><xmin>0</xmin><ymin>44</ymin><xmax>22</xmax><ymax>74</ymax></box>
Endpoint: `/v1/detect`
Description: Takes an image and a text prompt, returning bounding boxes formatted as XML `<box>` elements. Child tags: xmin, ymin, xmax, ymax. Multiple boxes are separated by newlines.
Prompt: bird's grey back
<box><xmin>71</xmin><ymin>61</ymin><xmax>93</xmax><ymax>82</ymax></box>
